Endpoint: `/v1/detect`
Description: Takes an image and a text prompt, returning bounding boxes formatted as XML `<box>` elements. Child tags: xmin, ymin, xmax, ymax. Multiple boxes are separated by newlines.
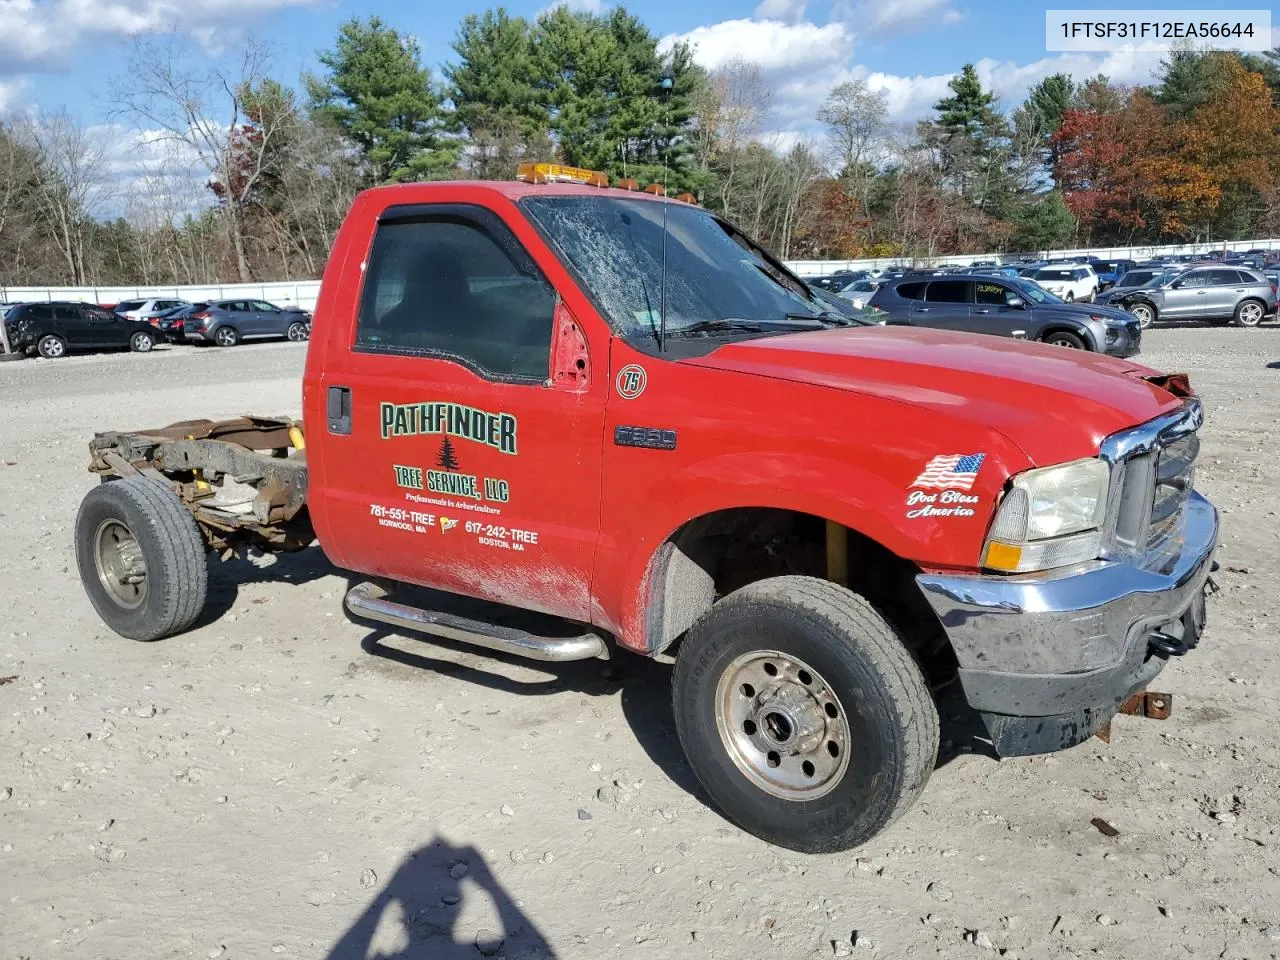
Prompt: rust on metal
<box><xmin>1117</xmin><ymin>691</ymin><xmax>1172</xmax><ymax>720</ymax></box>
<box><xmin>1095</xmin><ymin>722</ymin><xmax>1112</xmax><ymax>744</ymax></box>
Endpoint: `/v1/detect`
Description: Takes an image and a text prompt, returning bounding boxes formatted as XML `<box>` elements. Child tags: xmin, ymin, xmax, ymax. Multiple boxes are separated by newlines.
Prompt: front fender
<box><xmin>593</xmin><ymin>446</ymin><xmax>1024</xmax><ymax>653</ymax></box>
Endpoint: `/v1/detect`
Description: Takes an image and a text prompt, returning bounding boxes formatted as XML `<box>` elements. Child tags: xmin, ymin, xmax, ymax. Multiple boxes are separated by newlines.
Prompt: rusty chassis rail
<box><xmin>88</xmin><ymin>416</ymin><xmax>315</xmax><ymax>554</ymax></box>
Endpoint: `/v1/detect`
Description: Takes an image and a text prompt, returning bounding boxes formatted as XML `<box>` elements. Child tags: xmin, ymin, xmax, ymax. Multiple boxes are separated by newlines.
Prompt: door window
<box><xmin>25</xmin><ymin>304</ymin><xmax>54</xmax><ymax>321</ymax></box>
<box><xmin>896</xmin><ymin>282</ymin><xmax>926</xmax><ymax>300</ymax></box>
<box><xmin>1202</xmin><ymin>269</ymin><xmax>1240</xmax><ymax>286</ymax></box>
<box><xmin>925</xmin><ymin>280</ymin><xmax>972</xmax><ymax>303</ymax></box>
<box><xmin>1177</xmin><ymin>272</ymin><xmax>1209</xmax><ymax>288</ymax></box>
<box><xmin>356</xmin><ymin>207</ymin><xmax>555</xmax><ymax>381</ymax></box>
<box><xmin>252</xmin><ymin>300</ymin><xmax>277</xmax><ymax>312</ymax></box>
<box><xmin>975</xmin><ymin>282</ymin><xmax>1018</xmax><ymax>306</ymax></box>
<box><xmin>53</xmin><ymin>305</ymin><xmax>83</xmax><ymax>322</ymax></box>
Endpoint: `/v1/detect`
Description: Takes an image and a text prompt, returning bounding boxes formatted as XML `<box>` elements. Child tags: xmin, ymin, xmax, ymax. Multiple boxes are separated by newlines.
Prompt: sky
<box><xmin>0</xmin><ymin>0</ymin><xmax>1266</xmax><ymax>193</ymax></box>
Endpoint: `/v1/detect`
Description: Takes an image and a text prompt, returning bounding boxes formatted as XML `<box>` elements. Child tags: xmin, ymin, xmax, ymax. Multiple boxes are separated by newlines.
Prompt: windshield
<box><xmin>1013</xmin><ymin>279</ymin><xmax>1063</xmax><ymax>304</ymax></box>
<box><xmin>1033</xmin><ymin>268</ymin><xmax>1076</xmax><ymax>282</ymax></box>
<box><xmin>522</xmin><ymin>195</ymin><xmax>831</xmax><ymax>338</ymax></box>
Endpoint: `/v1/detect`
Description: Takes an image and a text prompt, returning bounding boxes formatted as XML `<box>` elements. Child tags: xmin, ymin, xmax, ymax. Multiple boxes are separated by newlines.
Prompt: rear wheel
<box><xmin>214</xmin><ymin>326</ymin><xmax>240</xmax><ymax>347</ymax></box>
<box><xmin>672</xmin><ymin>576</ymin><xmax>939</xmax><ymax>853</ymax></box>
<box><xmin>287</xmin><ymin>320</ymin><xmax>309</xmax><ymax>342</ymax></box>
<box><xmin>37</xmin><ymin>334</ymin><xmax>67</xmax><ymax>359</ymax></box>
<box><xmin>74</xmin><ymin>476</ymin><xmax>208</xmax><ymax>641</ymax></box>
<box><xmin>129</xmin><ymin>331</ymin><xmax>156</xmax><ymax>353</ymax></box>
<box><xmin>1044</xmin><ymin>330</ymin><xmax>1086</xmax><ymax>350</ymax></box>
<box><xmin>1233</xmin><ymin>299</ymin><xmax>1266</xmax><ymax>327</ymax></box>
<box><xmin>1064</xmin><ymin>291</ymin><xmax>1075</xmax><ymax>302</ymax></box>
<box><xmin>1129</xmin><ymin>302</ymin><xmax>1156</xmax><ymax>328</ymax></box>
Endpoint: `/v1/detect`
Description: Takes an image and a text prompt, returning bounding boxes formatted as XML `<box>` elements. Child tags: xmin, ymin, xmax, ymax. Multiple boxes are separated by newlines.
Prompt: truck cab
<box><xmin>76</xmin><ymin>166</ymin><xmax>1218</xmax><ymax>854</ymax></box>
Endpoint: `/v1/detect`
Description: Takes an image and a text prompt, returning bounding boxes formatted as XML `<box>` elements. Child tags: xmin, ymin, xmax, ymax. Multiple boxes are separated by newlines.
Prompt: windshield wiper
<box><xmin>785</xmin><ymin>311</ymin><xmax>851</xmax><ymax>327</ymax></box>
<box><xmin>666</xmin><ymin>317</ymin><xmax>812</xmax><ymax>338</ymax></box>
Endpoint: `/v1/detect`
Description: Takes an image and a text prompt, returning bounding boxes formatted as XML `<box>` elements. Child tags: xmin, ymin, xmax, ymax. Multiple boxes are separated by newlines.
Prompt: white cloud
<box><xmin>535</xmin><ymin>0</ymin><xmax>603</xmax><ymax>18</ymax></box>
<box><xmin>662</xmin><ymin>18</ymin><xmax>853</xmax><ymax>72</ymax></box>
<box><xmin>0</xmin><ymin>0</ymin><xmax>326</xmax><ymax>75</ymax></box>
<box><xmin>0</xmin><ymin>78</ymin><xmax>28</xmax><ymax>114</ymax></box>
<box><xmin>754</xmin><ymin>0</ymin><xmax>806</xmax><ymax>24</ymax></box>
<box><xmin>847</xmin><ymin>0</ymin><xmax>961</xmax><ymax>36</ymax></box>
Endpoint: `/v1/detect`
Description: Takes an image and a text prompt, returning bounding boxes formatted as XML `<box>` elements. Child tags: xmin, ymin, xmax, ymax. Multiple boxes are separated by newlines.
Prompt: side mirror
<box><xmin>1170</xmin><ymin>280</ymin><xmax>1183</xmax><ymax>289</ymax></box>
<box><xmin>1006</xmin><ymin>297</ymin><xmax>1025</xmax><ymax>308</ymax></box>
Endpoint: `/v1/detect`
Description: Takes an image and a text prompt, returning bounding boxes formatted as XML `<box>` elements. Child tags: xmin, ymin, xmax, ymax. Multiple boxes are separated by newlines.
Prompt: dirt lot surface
<box><xmin>1</xmin><ymin>330</ymin><xmax>1278</xmax><ymax>960</ymax></box>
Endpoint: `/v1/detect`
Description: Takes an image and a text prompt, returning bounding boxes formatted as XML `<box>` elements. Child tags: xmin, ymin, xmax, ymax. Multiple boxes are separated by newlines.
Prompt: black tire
<box><xmin>214</xmin><ymin>326</ymin><xmax>240</xmax><ymax>347</ymax></box>
<box><xmin>1129</xmin><ymin>302</ymin><xmax>1156</xmax><ymax>328</ymax></box>
<box><xmin>37</xmin><ymin>334</ymin><xmax>67</xmax><ymax>359</ymax></box>
<box><xmin>129</xmin><ymin>331</ymin><xmax>156</xmax><ymax>353</ymax></box>
<box><xmin>74</xmin><ymin>476</ymin><xmax>208</xmax><ymax>641</ymax></box>
<box><xmin>1044</xmin><ymin>330</ymin><xmax>1086</xmax><ymax>350</ymax></box>
<box><xmin>1233</xmin><ymin>299</ymin><xmax>1266</xmax><ymax>328</ymax></box>
<box><xmin>672</xmin><ymin>576</ymin><xmax>939</xmax><ymax>853</ymax></box>
<box><xmin>1064</xmin><ymin>291</ymin><xmax>1075</xmax><ymax>302</ymax></box>
<box><xmin>286</xmin><ymin>320</ymin><xmax>309</xmax><ymax>342</ymax></box>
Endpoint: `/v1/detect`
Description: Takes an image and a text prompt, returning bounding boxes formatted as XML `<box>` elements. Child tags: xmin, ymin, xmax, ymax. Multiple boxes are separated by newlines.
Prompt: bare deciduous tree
<box><xmin>817</xmin><ymin>78</ymin><xmax>888</xmax><ymax>176</ymax></box>
<box><xmin>13</xmin><ymin>110</ymin><xmax>111</xmax><ymax>284</ymax></box>
<box><xmin>113</xmin><ymin>37</ymin><xmax>295</xmax><ymax>283</ymax></box>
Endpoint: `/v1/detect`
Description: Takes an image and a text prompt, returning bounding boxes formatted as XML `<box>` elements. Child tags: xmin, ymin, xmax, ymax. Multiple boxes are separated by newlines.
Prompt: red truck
<box><xmin>73</xmin><ymin>165</ymin><xmax>1218</xmax><ymax>853</ymax></box>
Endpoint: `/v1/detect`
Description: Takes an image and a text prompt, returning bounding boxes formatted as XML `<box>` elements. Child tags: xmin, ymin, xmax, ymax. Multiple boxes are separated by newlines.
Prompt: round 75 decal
<box><xmin>615</xmin><ymin>364</ymin><xmax>647</xmax><ymax>399</ymax></box>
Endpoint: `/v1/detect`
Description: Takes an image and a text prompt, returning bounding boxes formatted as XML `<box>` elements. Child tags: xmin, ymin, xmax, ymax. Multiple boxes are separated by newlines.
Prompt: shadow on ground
<box><xmin>327</xmin><ymin>836</ymin><xmax>556</xmax><ymax>960</ymax></box>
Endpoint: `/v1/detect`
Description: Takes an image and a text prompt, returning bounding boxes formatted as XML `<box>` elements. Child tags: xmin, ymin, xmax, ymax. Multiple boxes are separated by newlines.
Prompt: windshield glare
<box><xmin>522</xmin><ymin>195</ymin><xmax>828</xmax><ymax>338</ymax></box>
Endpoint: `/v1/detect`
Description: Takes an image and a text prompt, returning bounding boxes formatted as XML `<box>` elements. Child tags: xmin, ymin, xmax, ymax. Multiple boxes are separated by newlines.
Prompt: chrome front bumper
<box><xmin>916</xmin><ymin>492</ymin><xmax>1218</xmax><ymax>755</ymax></box>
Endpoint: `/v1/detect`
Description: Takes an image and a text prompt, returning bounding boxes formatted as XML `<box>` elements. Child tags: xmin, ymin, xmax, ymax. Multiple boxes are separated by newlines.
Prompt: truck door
<box><xmin>312</xmin><ymin>202</ymin><xmax>605</xmax><ymax>621</ymax></box>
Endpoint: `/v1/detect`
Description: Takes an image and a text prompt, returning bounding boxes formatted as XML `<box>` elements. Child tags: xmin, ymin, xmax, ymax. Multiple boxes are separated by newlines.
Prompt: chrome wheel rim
<box><xmin>1239</xmin><ymin>303</ymin><xmax>1263</xmax><ymax>326</ymax></box>
<box><xmin>44</xmin><ymin>338</ymin><xmax>65</xmax><ymax>357</ymax></box>
<box><xmin>131</xmin><ymin>333</ymin><xmax>153</xmax><ymax>352</ymax></box>
<box><xmin>94</xmin><ymin>519</ymin><xmax>147</xmax><ymax>610</ymax></box>
<box><xmin>287</xmin><ymin>322</ymin><xmax>308</xmax><ymax>341</ymax></box>
<box><xmin>215</xmin><ymin>328</ymin><xmax>236</xmax><ymax>346</ymax></box>
<box><xmin>1132</xmin><ymin>305</ymin><xmax>1153</xmax><ymax>327</ymax></box>
<box><xmin>714</xmin><ymin>650</ymin><xmax>850</xmax><ymax>801</ymax></box>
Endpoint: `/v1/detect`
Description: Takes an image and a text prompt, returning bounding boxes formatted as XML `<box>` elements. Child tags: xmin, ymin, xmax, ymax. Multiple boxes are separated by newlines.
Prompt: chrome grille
<box><xmin>1100</xmin><ymin>400</ymin><xmax>1202</xmax><ymax>559</ymax></box>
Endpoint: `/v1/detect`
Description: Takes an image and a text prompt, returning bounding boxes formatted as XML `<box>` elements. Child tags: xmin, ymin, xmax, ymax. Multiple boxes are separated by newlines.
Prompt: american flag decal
<box><xmin>911</xmin><ymin>453</ymin><xmax>985</xmax><ymax>491</ymax></box>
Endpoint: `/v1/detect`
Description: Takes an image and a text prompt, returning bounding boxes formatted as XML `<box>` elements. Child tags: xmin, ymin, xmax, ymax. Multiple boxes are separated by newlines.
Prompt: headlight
<box><xmin>983</xmin><ymin>458</ymin><xmax>1110</xmax><ymax>573</ymax></box>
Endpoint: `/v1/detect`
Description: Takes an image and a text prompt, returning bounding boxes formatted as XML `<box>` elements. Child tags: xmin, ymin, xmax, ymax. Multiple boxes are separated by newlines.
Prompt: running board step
<box><xmin>345</xmin><ymin>582</ymin><xmax>608</xmax><ymax>662</ymax></box>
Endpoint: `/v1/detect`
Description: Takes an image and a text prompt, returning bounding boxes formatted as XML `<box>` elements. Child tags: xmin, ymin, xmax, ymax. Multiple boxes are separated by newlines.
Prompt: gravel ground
<box><xmin>1</xmin><ymin>329</ymin><xmax>1278</xmax><ymax>960</ymax></box>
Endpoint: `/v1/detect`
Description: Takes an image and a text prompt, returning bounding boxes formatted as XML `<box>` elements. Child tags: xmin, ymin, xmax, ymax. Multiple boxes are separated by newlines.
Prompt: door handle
<box><xmin>975</xmin><ymin>308</ymin><xmax>990</xmax><ymax>314</ymax></box>
<box><xmin>1196</xmin><ymin>291</ymin><xmax>1207</xmax><ymax>295</ymax></box>
<box><xmin>327</xmin><ymin>386</ymin><xmax>352</xmax><ymax>435</ymax></box>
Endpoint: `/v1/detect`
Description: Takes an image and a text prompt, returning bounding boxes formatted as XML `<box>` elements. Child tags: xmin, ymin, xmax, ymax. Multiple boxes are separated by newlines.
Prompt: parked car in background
<box><xmin>867</xmin><ymin>274</ymin><xmax>1140</xmax><ymax>356</ymax></box>
<box><xmin>803</xmin><ymin>270</ymin><xmax>868</xmax><ymax>291</ymax></box>
<box><xmin>1094</xmin><ymin>267</ymin><xmax>1181</xmax><ymax>305</ymax></box>
<box><xmin>836</xmin><ymin>278</ymin><xmax>881</xmax><ymax>308</ymax></box>
<box><xmin>1029</xmin><ymin>264</ymin><xmax>1098</xmax><ymax>302</ymax></box>
<box><xmin>1092</xmin><ymin>259</ymin><xmax>1135</xmax><ymax>291</ymax></box>
<box><xmin>3</xmin><ymin>302</ymin><xmax>161</xmax><ymax>358</ymax></box>
<box><xmin>1109</xmin><ymin>267</ymin><xmax>1277</xmax><ymax>328</ymax></box>
<box><xmin>115</xmin><ymin>298</ymin><xmax>192</xmax><ymax>324</ymax></box>
<box><xmin>184</xmin><ymin>299</ymin><xmax>311</xmax><ymax>346</ymax></box>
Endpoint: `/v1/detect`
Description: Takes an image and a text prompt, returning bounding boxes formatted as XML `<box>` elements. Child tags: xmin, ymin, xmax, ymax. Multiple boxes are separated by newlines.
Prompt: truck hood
<box><xmin>683</xmin><ymin>326</ymin><xmax>1182</xmax><ymax>465</ymax></box>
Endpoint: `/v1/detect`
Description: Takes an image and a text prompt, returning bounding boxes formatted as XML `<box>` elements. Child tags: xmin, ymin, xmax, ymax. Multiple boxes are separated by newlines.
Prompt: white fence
<box><xmin>6</xmin><ymin>236</ymin><xmax>1280</xmax><ymax>302</ymax></box>
<box><xmin>0</xmin><ymin>281</ymin><xmax>323</xmax><ymax>312</ymax></box>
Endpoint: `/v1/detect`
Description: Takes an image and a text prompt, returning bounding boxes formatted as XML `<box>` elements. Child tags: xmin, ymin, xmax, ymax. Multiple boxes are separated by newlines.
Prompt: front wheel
<box><xmin>74</xmin><ymin>476</ymin><xmax>208</xmax><ymax>641</ymax></box>
<box><xmin>286</xmin><ymin>320</ymin><xmax>309</xmax><ymax>342</ymax></box>
<box><xmin>1233</xmin><ymin>299</ymin><xmax>1266</xmax><ymax>327</ymax></box>
<box><xmin>672</xmin><ymin>576</ymin><xmax>939</xmax><ymax>853</ymax></box>
<box><xmin>37</xmin><ymin>334</ymin><xmax>67</xmax><ymax>359</ymax></box>
<box><xmin>130</xmin><ymin>331</ymin><xmax>156</xmax><ymax>353</ymax></box>
<box><xmin>1129</xmin><ymin>302</ymin><xmax>1156</xmax><ymax>328</ymax></box>
<box><xmin>1044</xmin><ymin>330</ymin><xmax>1086</xmax><ymax>349</ymax></box>
<box><xmin>1064</xmin><ymin>292</ymin><xmax>1075</xmax><ymax>302</ymax></box>
<box><xmin>214</xmin><ymin>326</ymin><xmax>240</xmax><ymax>347</ymax></box>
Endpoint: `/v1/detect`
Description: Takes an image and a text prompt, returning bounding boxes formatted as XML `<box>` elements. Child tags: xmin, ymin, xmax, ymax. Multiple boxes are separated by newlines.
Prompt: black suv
<box><xmin>3</xmin><ymin>302</ymin><xmax>161</xmax><ymax>359</ymax></box>
<box><xmin>867</xmin><ymin>274</ymin><xmax>1141</xmax><ymax>357</ymax></box>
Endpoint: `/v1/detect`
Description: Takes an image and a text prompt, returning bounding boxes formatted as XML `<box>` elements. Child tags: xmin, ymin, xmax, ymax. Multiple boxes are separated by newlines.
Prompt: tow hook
<box><xmin>1096</xmin><ymin>690</ymin><xmax>1172</xmax><ymax>743</ymax></box>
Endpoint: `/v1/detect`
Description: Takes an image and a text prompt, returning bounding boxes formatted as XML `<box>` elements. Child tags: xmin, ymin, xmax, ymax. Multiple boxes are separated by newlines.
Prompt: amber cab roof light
<box><xmin>514</xmin><ymin>163</ymin><xmax>698</xmax><ymax>205</ymax></box>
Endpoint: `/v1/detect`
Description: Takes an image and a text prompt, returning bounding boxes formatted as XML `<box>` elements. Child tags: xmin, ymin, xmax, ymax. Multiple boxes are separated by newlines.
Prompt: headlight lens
<box><xmin>983</xmin><ymin>458</ymin><xmax>1110</xmax><ymax>573</ymax></box>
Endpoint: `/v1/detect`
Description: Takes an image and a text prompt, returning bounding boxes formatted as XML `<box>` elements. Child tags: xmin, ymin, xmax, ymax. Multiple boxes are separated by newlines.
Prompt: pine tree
<box><xmin>436</xmin><ymin>437</ymin><xmax>460</xmax><ymax>471</ymax></box>
<box><xmin>445</xmin><ymin>9</ymin><xmax>549</xmax><ymax>178</ymax></box>
<box><xmin>306</xmin><ymin>16</ymin><xmax>458</xmax><ymax>185</ymax></box>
